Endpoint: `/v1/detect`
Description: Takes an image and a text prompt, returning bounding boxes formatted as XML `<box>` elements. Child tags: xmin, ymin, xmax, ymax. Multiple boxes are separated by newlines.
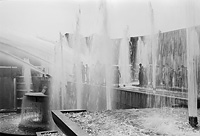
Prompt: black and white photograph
<box><xmin>0</xmin><ymin>0</ymin><xmax>200</xmax><ymax>135</ymax></box>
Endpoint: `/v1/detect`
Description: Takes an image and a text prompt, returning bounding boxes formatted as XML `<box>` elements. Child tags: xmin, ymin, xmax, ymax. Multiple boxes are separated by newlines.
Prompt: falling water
<box><xmin>48</xmin><ymin>0</ymin><xmax>114</xmax><ymax>112</ymax></box>
<box><xmin>20</xmin><ymin>59</ymin><xmax>51</xmax><ymax>131</ymax></box>
<box><xmin>187</xmin><ymin>27</ymin><xmax>199</xmax><ymax>120</ymax></box>
<box><xmin>63</xmin><ymin>0</ymin><xmax>116</xmax><ymax>111</ymax></box>
<box><xmin>23</xmin><ymin>58</ymin><xmax>32</xmax><ymax>92</ymax></box>
<box><xmin>50</xmin><ymin>34</ymin><xmax>68</xmax><ymax>110</ymax></box>
<box><xmin>85</xmin><ymin>0</ymin><xmax>115</xmax><ymax>110</ymax></box>
<box><xmin>138</xmin><ymin>2</ymin><xmax>190</xmax><ymax>108</ymax></box>
<box><xmin>186</xmin><ymin>0</ymin><xmax>200</xmax><ymax>127</ymax></box>
<box><xmin>47</xmin><ymin>0</ymin><xmax>199</xmax><ymax>114</ymax></box>
<box><xmin>136</xmin><ymin>37</ymin><xmax>149</xmax><ymax>68</ymax></box>
<box><xmin>149</xmin><ymin>2</ymin><xmax>158</xmax><ymax>90</ymax></box>
<box><xmin>84</xmin><ymin>34</ymin><xmax>114</xmax><ymax>111</ymax></box>
<box><xmin>118</xmin><ymin>27</ymin><xmax>131</xmax><ymax>87</ymax></box>
<box><xmin>144</xmin><ymin>2</ymin><xmax>159</xmax><ymax>108</ymax></box>
<box><xmin>136</xmin><ymin>36</ymin><xmax>151</xmax><ymax>86</ymax></box>
<box><xmin>72</xmin><ymin>8</ymin><xmax>84</xmax><ymax>109</ymax></box>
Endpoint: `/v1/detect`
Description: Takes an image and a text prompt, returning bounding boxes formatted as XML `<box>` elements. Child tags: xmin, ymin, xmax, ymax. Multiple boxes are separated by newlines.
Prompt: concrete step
<box><xmin>16</xmin><ymin>76</ymin><xmax>32</xmax><ymax>83</ymax></box>
<box><xmin>16</xmin><ymin>89</ymin><xmax>34</xmax><ymax>98</ymax></box>
<box><xmin>16</xmin><ymin>83</ymin><xmax>33</xmax><ymax>90</ymax></box>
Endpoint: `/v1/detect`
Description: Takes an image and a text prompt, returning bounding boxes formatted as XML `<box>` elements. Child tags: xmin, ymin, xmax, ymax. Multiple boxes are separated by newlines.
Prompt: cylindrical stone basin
<box><xmin>18</xmin><ymin>92</ymin><xmax>50</xmax><ymax>131</ymax></box>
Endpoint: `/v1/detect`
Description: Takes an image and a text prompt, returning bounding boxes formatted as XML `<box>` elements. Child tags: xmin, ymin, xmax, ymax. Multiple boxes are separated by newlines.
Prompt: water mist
<box><xmin>187</xmin><ymin>27</ymin><xmax>199</xmax><ymax>127</ymax></box>
<box><xmin>23</xmin><ymin>58</ymin><xmax>32</xmax><ymax>92</ymax></box>
<box><xmin>186</xmin><ymin>0</ymin><xmax>199</xmax><ymax>127</ymax></box>
<box><xmin>118</xmin><ymin>28</ymin><xmax>131</xmax><ymax>87</ymax></box>
<box><xmin>86</xmin><ymin>0</ymin><xmax>114</xmax><ymax>110</ymax></box>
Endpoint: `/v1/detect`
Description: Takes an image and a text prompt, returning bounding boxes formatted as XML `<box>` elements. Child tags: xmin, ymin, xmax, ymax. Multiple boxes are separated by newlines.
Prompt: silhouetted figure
<box><xmin>114</xmin><ymin>66</ymin><xmax>121</xmax><ymax>87</ymax></box>
<box><xmin>139</xmin><ymin>63</ymin><xmax>144</xmax><ymax>86</ymax></box>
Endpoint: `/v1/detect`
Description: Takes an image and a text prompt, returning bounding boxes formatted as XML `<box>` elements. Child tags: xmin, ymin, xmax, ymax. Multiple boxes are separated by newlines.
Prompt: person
<box><xmin>139</xmin><ymin>63</ymin><xmax>144</xmax><ymax>86</ymax></box>
<box><xmin>114</xmin><ymin>66</ymin><xmax>121</xmax><ymax>87</ymax></box>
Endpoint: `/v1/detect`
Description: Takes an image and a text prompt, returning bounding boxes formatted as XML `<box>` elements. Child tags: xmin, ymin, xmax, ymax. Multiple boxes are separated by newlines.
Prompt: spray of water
<box><xmin>149</xmin><ymin>2</ymin><xmax>158</xmax><ymax>90</ymax></box>
<box><xmin>186</xmin><ymin>0</ymin><xmax>200</xmax><ymax>126</ymax></box>
<box><xmin>135</xmin><ymin>2</ymin><xmax>190</xmax><ymax>109</ymax></box>
<box><xmin>50</xmin><ymin>34</ymin><xmax>69</xmax><ymax>110</ymax></box>
<box><xmin>84</xmin><ymin>0</ymin><xmax>115</xmax><ymax>110</ymax></box>
<box><xmin>118</xmin><ymin>27</ymin><xmax>131</xmax><ymax>87</ymax></box>
<box><xmin>136</xmin><ymin>37</ymin><xmax>149</xmax><ymax>68</ymax></box>
<box><xmin>48</xmin><ymin>0</ymin><xmax>116</xmax><ymax>111</ymax></box>
<box><xmin>187</xmin><ymin>27</ymin><xmax>199</xmax><ymax>118</ymax></box>
<box><xmin>136</xmin><ymin>36</ymin><xmax>151</xmax><ymax>86</ymax></box>
<box><xmin>23</xmin><ymin>58</ymin><xmax>32</xmax><ymax>92</ymax></box>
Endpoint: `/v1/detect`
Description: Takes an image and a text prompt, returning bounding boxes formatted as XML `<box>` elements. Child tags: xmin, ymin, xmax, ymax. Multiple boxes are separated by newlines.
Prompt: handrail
<box><xmin>0</xmin><ymin>41</ymin><xmax>52</xmax><ymax>64</ymax></box>
<box><xmin>0</xmin><ymin>50</ymin><xmax>49</xmax><ymax>75</ymax></box>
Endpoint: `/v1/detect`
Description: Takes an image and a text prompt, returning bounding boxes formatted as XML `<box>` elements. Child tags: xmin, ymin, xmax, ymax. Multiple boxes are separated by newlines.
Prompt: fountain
<box><xmin>186</xmin><ymin>27</ymin><xmax>199</xmax><ymax>127</ymax></box>
<box><xmin>49</xmin><ymin>0</ymin><xmax>117</xmax><ymax>112</ymax></box>
<box><xmin>18</xmin><ymin>59</ymin><xmax>50</xmax><ymax>132</ymax></box>
<box><xmin>0</xmin><ymin>56</ymin><xmax>52</xmax><ymax>135</ymax></box>
<box><xmin>51</xmin><ymin>1</ymin><xmax>200</xmax><ymax>135</ymax></box>
<box><xmin>1</xmin><ymin>0</ymin><xmax>200</xmax><ymax>136</ymax></box>
<box><xmin>18</xmin><ymin>91</ymin><xmax>50</xmax><ymax>132</ymax></box>
<box><xmin>51</xmin><ymin>26</ymin><xmax>200</xmax><ymax>134</ymax></box>
<box><xmin>118</xmin><ymin>27</ymin><xmax>131</xmax><ymax>87</ymax></box>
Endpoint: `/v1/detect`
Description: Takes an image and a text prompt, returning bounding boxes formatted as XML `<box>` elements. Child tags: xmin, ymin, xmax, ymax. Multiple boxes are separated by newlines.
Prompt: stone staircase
<box><xmin>16</xmin><ymin>76</ymin><xmax>33</xmax><ymax>112</ymax></box>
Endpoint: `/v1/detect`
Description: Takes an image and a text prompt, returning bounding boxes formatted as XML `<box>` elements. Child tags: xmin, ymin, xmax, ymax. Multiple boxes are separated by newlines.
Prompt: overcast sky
<box><xmin>0</xmin><ymin>0</ymin><xmax>200</xmax><ymax>41</ymax></box>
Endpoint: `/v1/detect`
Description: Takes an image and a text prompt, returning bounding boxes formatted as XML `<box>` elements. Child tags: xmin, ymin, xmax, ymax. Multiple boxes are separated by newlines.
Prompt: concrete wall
<box><xmin>66</xmin><ymin>83</ymin><xmax>107</xmax><ymax>111</ymax></box>
<box><xmin>0</xmin><ymin>77</ymin><xmax>14</xmax><ymax>110</ymax></box>
<box><xmin>65</xmin><ymin>83</ymin><xmax>188</xmax><ymax>111</ymax></box>
<box><xmin>113</xmin><ymin>88</ymin><xmax>187</xmax><ymax>109</ymax></box>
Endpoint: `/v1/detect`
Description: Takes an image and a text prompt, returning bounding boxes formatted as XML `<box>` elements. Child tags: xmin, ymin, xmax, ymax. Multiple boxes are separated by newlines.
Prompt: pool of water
<box><xmin>0</xmin><ymin>113</ymin><xmax>50</xmax><ymax>136</ymax></box>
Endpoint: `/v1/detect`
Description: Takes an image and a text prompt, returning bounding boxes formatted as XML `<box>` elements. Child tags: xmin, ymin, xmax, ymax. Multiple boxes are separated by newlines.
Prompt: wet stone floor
<box><xmin>0</xmin><ymin>113</ymin><xmax>33</xmax><ymax>135</ymax></box>
<box><xmin>0</xmin><ymin>113</ymin><xmax>50</xmax><ymax>135</ymax></box>
<box><xmin>65</xmin><ymin>107</ymin><xmax>200</xmax><ymax>136</ymax></box>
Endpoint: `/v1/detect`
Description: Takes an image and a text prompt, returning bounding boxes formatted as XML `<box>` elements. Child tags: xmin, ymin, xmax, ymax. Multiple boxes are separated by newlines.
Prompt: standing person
<box><xmin>139</xmin><ymin>63</ymin><xmax>144</xmax><ymax>86</ymax></box>
<box><xmin>114</xmin><ymin>66</ymin><xmax>121</xmax><ymax>87</ymax></box>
